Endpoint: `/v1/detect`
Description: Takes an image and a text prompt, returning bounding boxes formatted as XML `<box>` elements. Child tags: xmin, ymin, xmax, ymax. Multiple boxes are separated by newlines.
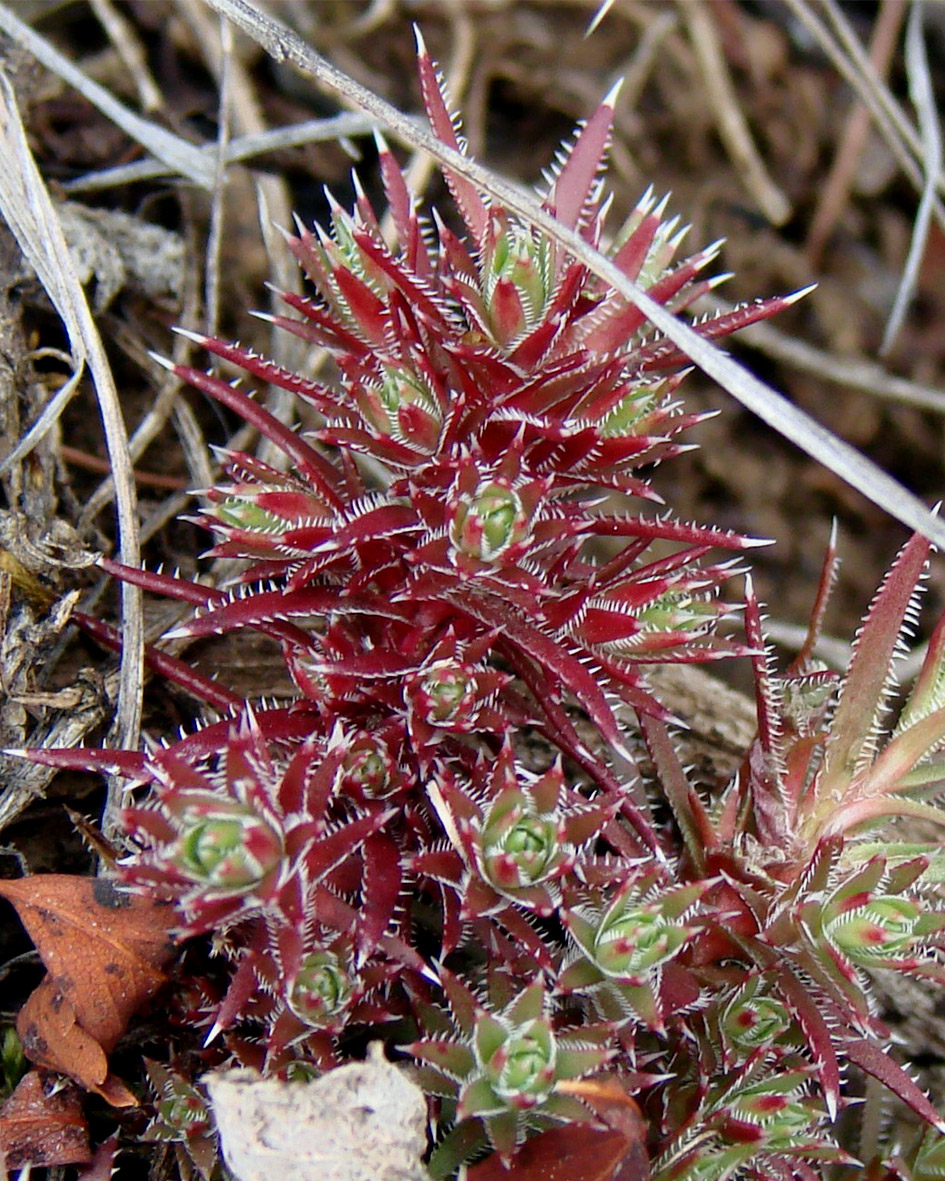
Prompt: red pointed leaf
<box><xmin>358</xmin><ymin>833</ymin><xmax>403</xmax><ymax>959</ymax></box>
<box><xmin>416</xmin><ymin>36</ymin><xmax>487</xmax><ymax>245</ymax></box>
<box><xmin>821</xmin><ymin>531</ymin><xmax>930</xmax><ymax>797</ymax></box>
<box><xmin>843</xmin><ymin>1036</ymin><xmax>945</xmax><ymax>1132</ymax></box>
<box><xmin>173</xmin><ymin>364</ymin><xmax>342</xmax><ymax>508</ymax></box>
<box><xmin>545</xmin><ymin>96</ymin><xmax>615</xmax><ymax>233</ymax></box>
<box><xmin>776</xmin><ymin>970</ymin><xmax>841</xmax><ymax>1118</ymax></box>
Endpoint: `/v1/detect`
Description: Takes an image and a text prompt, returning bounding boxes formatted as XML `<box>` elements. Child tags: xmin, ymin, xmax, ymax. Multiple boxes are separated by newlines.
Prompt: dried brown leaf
<box><xmin>0</xmin><ymin>874</ymin><xmax>177</xmax><ymax>1103</ymax></box>
<box><xmin>0</xmin><ymin>1068</ymin><xmax>91</xmax><ymax>1170</ymax></box>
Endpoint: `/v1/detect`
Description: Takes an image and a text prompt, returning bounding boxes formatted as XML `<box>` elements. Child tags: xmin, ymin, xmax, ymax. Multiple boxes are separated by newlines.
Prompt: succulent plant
<box><xmin>142</xmin><ymin>1060</ymin><xmax>219</xmax><ymax>1181</ymax></box>
<box><xmin>17</xmin><ymin>35</ymin><xmax>945</xmax><ymax>1181</ymax></box>
<box><xmin>410</xmin><ymin>973</ymin><xmax>614</xmax><ymax>1169</ymax></box>
<box><xmin>559</xmin><ymin>871</ymin><xmax>708</xmax><ymax>1030</ymax></box>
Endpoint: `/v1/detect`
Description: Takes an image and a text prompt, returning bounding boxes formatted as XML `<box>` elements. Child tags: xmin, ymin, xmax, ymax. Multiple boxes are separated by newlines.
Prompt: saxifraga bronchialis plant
<box><xmin>20</xmin><ymin>33</ymin><xmax>945</xmax><ymax>1181</ymax></box>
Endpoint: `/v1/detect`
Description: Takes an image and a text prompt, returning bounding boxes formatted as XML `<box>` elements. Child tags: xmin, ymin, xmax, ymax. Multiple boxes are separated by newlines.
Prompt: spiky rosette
<box><xmin>410</xmin><ymin>973</ymin><xmax>614</xmax><ymax>1165</ymax></box>
<box><xmin>559</xmin><ymin>870</ymin><xmax>708</xmax><ymax>1031</ymax></box>
<box><xmin>117</xmin><ymin>711</ymin><xmax>394</xmax><ymax>939</ymax></box>
<box><xmin>148</xmin><ymin>36</ymin><xmax>794</xmax><ymax>774</ymax></box>
<box><xmin>411</xmin><ymin>741</ymin><xmax>618</xmax><ymax>967</ymax></box>
<box><xmin>639</xmin><ymin>529</ymin><xmax>945</xmax><ymax>1144</ymax></box>
<box><xmin>9</xmin><ymin>39</ymin><xmax>868</xmax><ymax>1181</ymax></box>
<box><xmin>652</xmin><ymin>1059</ymin><xmax>854</xmax><ymax>1181</ymax></box>
<box><xmin>142</xmin><ymin>1059</ymin><xmax>218</xmax><ymax>1180</ymax></box>
<box><xmin>21</xmin><ymin>708</ymin><xmax>428</xmax><ymax>1055</ymax></box>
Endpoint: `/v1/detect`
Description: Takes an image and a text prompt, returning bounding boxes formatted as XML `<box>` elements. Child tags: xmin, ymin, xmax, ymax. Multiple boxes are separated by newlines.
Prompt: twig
<box><xmin>761</xmin><ymin>619</ymin><xmax>852</xmax><ymax>671</ymax></box>
<box><xmin>783</xmin><ymin>0</ymin><xmax>945</xmax><ymax>234</ymax></box>
<box><xmin>59</xmin><ymin>446</ymin><xmax>186</xmax><ymax>491</ymax></box>
<box><xmin>712</xmin><ymin>300</ymin><xmax>945</xmax><ymax>415</ymax></box>
<box><xmin>679</xmin><ymin>2</ymin><xmax>791</xmax><ymax>226</ymax></box>
<box><xmin>333</xmin><ymin>0</ymin><xmax>397</xmax><ymax>39</ymax></box>
<box><xmin>763</xmin><ymin>617</ymin><xmax>927</xmax><ymax>685</ymax></box>
<box><xmin>205</xmin><ymin>12</ymin><xmax>234</xmax><ymax>337</ymax></box>
<box><xmin>89</xmin><ymin>0</ymin><xmax>162</xmax><ymax>113</ymax></box>
<box><xmin>203</xmin><ymin>0</ymin><xmax>945</xmax><ymax>551</ymax></box>
<box><xmin>820</xmin><ymin>0</ymin><xmax>945</xmax><ymax>202</ymax></box>
<box><xmin>176</xmin><ymin>0</ymin><xmax>304</xmax><ymax>472</ymax></box>
<box><xmin>0</xmin><ymin>2</ymin><xmax>215</xmax><ymax>190</ymax></box>
<box><xmin>0</xmin><ymin>71</ymin><xmax>143</xmax><ymax>831</ymax></box>
<box><xmin>62</xmin><ymin>112</ymin><xmax>377</xmax><ymax>193</ymax></box>
<box><xmin>880</xmin><ymin>4</ymin><xmax>940</xmax><ymax>355</ymax></box>
<box><xmin>0</xmin><ymin>364</ymin><xmax>84</xmax><ymax>474</ymax></box>
<box><xmin>806</xmin><ymin>0</ymin><xmax>906</xmax><ymax>264</ymax></box>
<box><xmin>619</xmin><ymin>7</ymin><xmax>678</xmax><ymax>114</ymax></box>
<box><xmin>79</xmin><ymin>253</ymin><xmax>209</xmax><ymax>521</ymax></box>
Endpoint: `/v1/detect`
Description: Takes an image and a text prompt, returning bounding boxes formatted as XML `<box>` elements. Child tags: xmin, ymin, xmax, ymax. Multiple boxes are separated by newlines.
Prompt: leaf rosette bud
<box><xmin>481</xmin><ymin>212</ymin><xmax>550</xmax><ymax>344</ymax></box>
<box><xmin>286</xmin><ymin>949</ymin><xmax>354</xmax><ymax>1028</ymax></box>
<box><xmin>560</xmin><ymin>875</ymin><xmax>706</xmax><ymax>1029</ymax></box>
<box><xmin>361</xmin><ymin>362</ymin><xmax>442</xmax><ymax>452</ymax></box>
<box><xmin>449</xmin><ymin>479</ymin><xmax>531</xmax><ymax>564</ymax></box>
<box><xmin>480</xmin><ymin>805</ymin><xmax>564</xmax><ymax>896</ymax></box>
<box><xmin>341</xmin><ymin>732</ymin><xmax>401</xmax><ymax>800</ymax></box>
<box><xmin>171</xmin><ymin>799</ymin><xmax>283</xmax><ymax>894</ymax></box>
<box><xmin>825</xmin><ymin>894</ymin><xmax>922</xmax><ymax>966</ymax></box>
<box><xmin>720</xmin><ymin>977</ymin><xmax>791</xmax><ymax>1056</ymax></box>
<box><xmin>432</xmin><ymin>746</ymin><xmax>615</xmax><ymax>921</ymax></box>
<box><xmin>468</xmin><ymin>1008</ymin><xmax>557</xmax><ymax>1112</ymax></box>
<box><xmin>408</xmin><ymin>658</ymin><xmax>480</xmax><ymax>727</ymax></box>
<box><xmin>411</xmin><ymin>976</ymin><xmax>613</xmax><ymax>1161</ymax></box>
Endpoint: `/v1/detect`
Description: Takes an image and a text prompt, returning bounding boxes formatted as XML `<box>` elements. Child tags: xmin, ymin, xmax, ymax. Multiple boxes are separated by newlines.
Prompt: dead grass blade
<box><xmin>0</xmin><ymin>2</ymin><xmax>215</xmax><ymax>190</ymax></box>
<box><xmin>205</xmin><ymin>0</ymin><xmax>945</xmax><ymax>552</ymax></box>
<box><xmin>784</xmin><ymin>0</ymin><xmax>945</xmax><ymax>234</ymax></box>
<box><xmin>63</xmin><ymin>112</ymin><xmax>376</xmax><ymax>194</ymax></box>
<box><xmin>805</xmin><ymin>0</ymin><xmax>906</xmax><ymax>264</ymax></box>
<box><xmin>0</xmin><ymin>70</ymin><xmax>143</xmax><ymax>820</ymax></box>
<box><xmin>880</xmin><ymin>4</ymin><xmax>941</xmax><ymax>355</ymax></box>
<box><xmin>710</xmin><ymin>299</ymin><xmax>945</xmax><ymax>415</ymax></box>
<box><xmin>680</xmin><ymin>2</ymin><xmax>791</xmax><ymax>225</ymax></box>
<box><xmin>820</xmin><ymin>0</ymin><xmax>945</xmax><ymax>202</ymax></box>
<box><xmin>88</xmin><ymin>0</ymin><xmax>162</xmax><ymax>113</ymax></box>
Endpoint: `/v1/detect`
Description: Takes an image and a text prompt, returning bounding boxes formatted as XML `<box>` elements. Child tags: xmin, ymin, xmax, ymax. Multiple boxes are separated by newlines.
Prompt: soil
<box><xmin>1</xmin><ymin>1</ymin><xmax>945</xmax><ymax>1176</ymax></box>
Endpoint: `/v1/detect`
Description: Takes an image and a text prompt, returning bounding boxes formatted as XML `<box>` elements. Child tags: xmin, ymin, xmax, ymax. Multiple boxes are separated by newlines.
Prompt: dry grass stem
<box><xmin>62</xmin><ymin>112</ymin><xmax>375</xmax><ymax>194</ymax></box>
<box><xmin>204</xmin><ymin>13</ymin><xmax>234</xmax><ymax>338</ymax></box>
<box><xmin>805</xmin><ymin>0</ymin><xmax>906</xmax><ymax>264</ymax></box>
<box><xmin>88</xmin><ymin>0</ymin><xmax>162</xmax><ymax>113</ymax></box>
<box><xmin>880</xmin><ymin>3</ymin><xmax>941</xmax><ymax>355</ymax></box>
<box><xmin>0</xmin><ymin>1</ymin><xmax>215</xmax><ymax>190</ymax></box>
<box><xmin>0</xmin><ymin>71</ymin><xmax>143</xmax><ymax>834</ymax></box>
<box><xmin>821</xmin><ymin>0</ymin><xmax>945</xmax><ymax>201</ymax></box>
<box><xmin>784</xmin><ymin>0</ymin><xmax>945</xmax><ymax>233</ymax></box>
<box><xmin>679</xmin><ymin>1</ymin><xmax>791</xmax><ymax>226</ymax></box>
<box><xmin>717</xmin><ymin>302</ymin><xmax>945</xmax><ymax>415</ymax></box>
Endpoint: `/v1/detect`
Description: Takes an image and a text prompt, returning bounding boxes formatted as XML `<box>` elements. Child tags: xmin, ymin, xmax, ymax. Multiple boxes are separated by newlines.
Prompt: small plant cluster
<box><xmin>22</xmin><ymin>39</ymin><xmax>945</xmax><ymax>1179</ymax></box>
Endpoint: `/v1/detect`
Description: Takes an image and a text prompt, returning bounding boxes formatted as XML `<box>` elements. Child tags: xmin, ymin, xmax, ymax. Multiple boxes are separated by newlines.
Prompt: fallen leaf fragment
<box><xmin>17</xmin><ymin>978</ymin><xmax>137</xmax><ymax>1106</ymax></box>
<box><xmin>0</xmin><ymin>1069</ymin><xmax>91</xmax><ymax>1170</ymax></box>
<box><xmin>0</xmin><ymin>874</ymin><xmax>178</xmax><ymax>1103</ymax></box>
<box><xmin>205</xmin><ymin>1043</ymin><xmax>430</xmax><ymax>1181</ymax></box>
<box><xmin>467</xmin><ymin>1076</ymin><xmax>650</xmax><ymax>1181</ymax></box>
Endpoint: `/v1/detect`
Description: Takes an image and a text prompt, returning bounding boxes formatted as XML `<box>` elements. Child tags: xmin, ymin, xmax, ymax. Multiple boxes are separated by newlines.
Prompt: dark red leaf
<box><xmin>468</xmin><ymin>1076</ymin><xmax>650</xmax><ymax>1181</ymax></box>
